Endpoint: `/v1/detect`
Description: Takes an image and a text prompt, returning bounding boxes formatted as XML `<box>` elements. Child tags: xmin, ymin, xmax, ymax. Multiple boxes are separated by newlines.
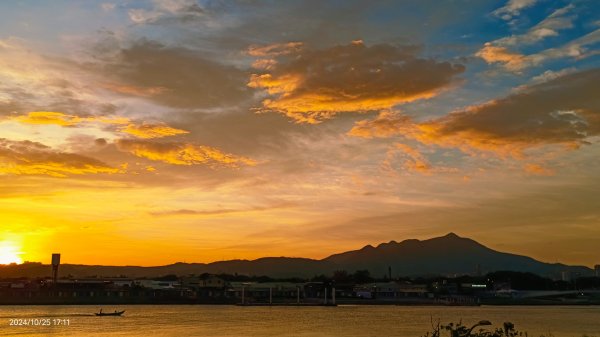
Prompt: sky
<box><xmin>0</xmin><ymin>0</ymin><xmax>599</xmax><ymax>267</ymax></box>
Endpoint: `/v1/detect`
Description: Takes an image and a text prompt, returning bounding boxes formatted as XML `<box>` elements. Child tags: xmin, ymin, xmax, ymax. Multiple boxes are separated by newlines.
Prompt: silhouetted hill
<box><xmin>0</xmin><ymin>233</ymin><xmax>592</xmax><ymax>279</ymax></box>
<box><xmin>0</xmin><ymin>258</ymin><xmax>332</xmax><ymax>279</ymax></box>
<box><xmin>323</xmin><ymin>233</ymin><xmax>592</xmax><ymax>278</ymax></box>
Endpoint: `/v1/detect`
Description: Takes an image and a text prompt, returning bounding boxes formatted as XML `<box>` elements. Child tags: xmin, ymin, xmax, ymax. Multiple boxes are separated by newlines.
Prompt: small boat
<box><xmin>95</xmin><ymin>310</ymin><xmax>125</xmax><ymax>316</ymax></box>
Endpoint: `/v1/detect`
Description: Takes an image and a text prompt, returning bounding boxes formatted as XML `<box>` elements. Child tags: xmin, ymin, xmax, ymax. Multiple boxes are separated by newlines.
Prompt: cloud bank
<box><xmin>249</xmin><ymin>41</ymin><xmax>465</xmax><ymax>123</ymax></box>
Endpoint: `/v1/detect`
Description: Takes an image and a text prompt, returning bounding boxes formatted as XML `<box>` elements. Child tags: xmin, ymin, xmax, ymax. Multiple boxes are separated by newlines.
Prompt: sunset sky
<box><xmin>0</xmin><ymin>0</ymin><xmax>599</xmax><ymax>267</ymax></box>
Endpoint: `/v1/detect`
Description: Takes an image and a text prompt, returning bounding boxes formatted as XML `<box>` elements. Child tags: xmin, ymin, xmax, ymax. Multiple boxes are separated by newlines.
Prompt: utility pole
<box><xmin>332</xmin><ymin>287</ymin><xmax>336</xmax><ymax>305</ymax></box>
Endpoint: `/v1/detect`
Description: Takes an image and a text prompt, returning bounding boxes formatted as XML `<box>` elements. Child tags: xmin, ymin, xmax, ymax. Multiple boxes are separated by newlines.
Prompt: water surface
<box><xmin>0</xmin><ymin>305</ymin><xmax>598</xmax><ymax>336</ymax></box>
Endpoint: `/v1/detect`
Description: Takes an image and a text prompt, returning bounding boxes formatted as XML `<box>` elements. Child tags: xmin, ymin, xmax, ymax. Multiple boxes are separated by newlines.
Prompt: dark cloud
<box><xmin>0</xmin><ymin>88</ymin><xmax>36</xmax><ymax>117</ymax></box>
<box><xmin>349</xmin><ymin>68</ymin><xmax>600</xmax><ymax>157</ymax></box>
<box><xmin>100</xmin><ymin>40</ymin><xmax>252</xmax><ymax>109</ymax></box>
<box><xmin>417</xmin><ymin>68</ymin><xmax>600</xmax><ymax>152</ymax></box>
<box><xmin>95</xmin><ymin>138</ymin><xmax>108</xmax><ymax>147</ymax></box>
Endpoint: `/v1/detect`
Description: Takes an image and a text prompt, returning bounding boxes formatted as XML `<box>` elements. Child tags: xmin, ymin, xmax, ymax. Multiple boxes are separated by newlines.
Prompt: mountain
<box><xmin>323</xmin><ymin>233</ymin><xmax>592</xmax><ymax>278</ymax></box>
<box><xmin>0</xmin><ymin>233</ymin><xmax>592</xmax><ymax>279</ymax></box>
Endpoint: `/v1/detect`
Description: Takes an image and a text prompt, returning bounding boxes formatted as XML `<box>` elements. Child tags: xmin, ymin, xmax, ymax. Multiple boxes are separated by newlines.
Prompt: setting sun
<box><xmin>0</xmin><ymin>240</ymin><xmax>23</xmax><ymax>265</ymax></box>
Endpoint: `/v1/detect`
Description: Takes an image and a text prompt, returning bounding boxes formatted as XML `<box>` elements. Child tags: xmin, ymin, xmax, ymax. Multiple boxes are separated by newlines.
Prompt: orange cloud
<box><xmin>348</xmin><ymin>111</ymin><xmax>416</xmax><ymax>139</ymax></box>
<box><xmin>524</xmin><ymin>163</ymin><xmax>554</xmax><ymax>176</ymax></box>
<box><xmin>248</xmin><ymin>73</ymin><xmax>302</xmax><ymax>95</ymax></box>
<box><xmin>476</xmin><ymin>43</ymin><xmax>526</xmax><ymax>71</ymax></box>
<box><xmin>12</xmin><ymin>111</ymin><xmax>130</xmax><ymax>127</ymax></box>
<box><xmin>251</xmin><ymin>59</ymin><xmax>278</xmax><ymax>70</ymax></box>
<box><xmin>248</xmin><ymin>41</ymin><xmax>464</xmax><ymax>123</ymax></box>
<box><xmin>103</xmin><ymin>83</ymin><xmax>169</xmax><ymax>97</ymax></box>
<box><xmin>247</xmin><ymin>42</ymin><xmax>304</xmax><ymax>57</ymax></box>
<box><xmin>120</xmin><ymin>123</ymin><xmax>189</xmax><ymax>139</ymax></box>
<box><xmin>116</xmin><ymin>139</ymin><xmax>257</xmax><ymax>168</ymax></box>
<box><xmin>0</xmin><ymin>138</ymin><xmax>121</xmax><ymax>178</ymax></box>
<box><xmin>382</xmin><ymin>143</ymin><xmax>431</xmax><ymax>174</ymax></box>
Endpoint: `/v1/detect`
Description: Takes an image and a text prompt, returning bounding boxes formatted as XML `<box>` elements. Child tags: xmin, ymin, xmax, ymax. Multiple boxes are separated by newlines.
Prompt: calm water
<box><xmin>0</xmin><ymin>305</ymin><xmax>598</xmax><ymax>337</ymax></box>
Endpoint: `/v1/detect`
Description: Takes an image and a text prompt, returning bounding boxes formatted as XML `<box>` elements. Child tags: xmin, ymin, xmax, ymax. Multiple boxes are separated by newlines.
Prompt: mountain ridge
<box><xmin>0</xmin><ymin>233</ymin><xmax>593</xmax><ymax>279</ymax></box>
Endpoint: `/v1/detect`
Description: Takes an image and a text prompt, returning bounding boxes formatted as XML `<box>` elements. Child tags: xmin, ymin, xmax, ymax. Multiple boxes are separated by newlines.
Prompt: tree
<box><xmin>353</xmin><ymin>270</ymin><xmax>373</xmax><ymax>284</ymax></box>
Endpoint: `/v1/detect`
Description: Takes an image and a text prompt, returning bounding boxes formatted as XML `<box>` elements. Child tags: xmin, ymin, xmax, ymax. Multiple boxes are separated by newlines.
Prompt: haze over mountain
<box><xmin>1</xmin><ymin>233</ymin><xmax>592</xmax><ymax>279</ymax></box>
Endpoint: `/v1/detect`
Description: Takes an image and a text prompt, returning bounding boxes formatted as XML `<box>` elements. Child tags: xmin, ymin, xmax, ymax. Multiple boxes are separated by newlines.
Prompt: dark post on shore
<box><xmin>51</xmin><ymin>254</ymin><xmax>60</xmax><ymax>286</ymax></box>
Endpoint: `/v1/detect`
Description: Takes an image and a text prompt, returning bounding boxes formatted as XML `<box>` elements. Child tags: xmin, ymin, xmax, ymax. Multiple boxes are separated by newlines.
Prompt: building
<box><xmin>0</xmin><ymin>278</ymin><xmax>193</xmax><ymax>305</ymax></box>
<box><xmin>230</xmin><ymin>282</ymin><xmax>304</xmax><ymax>303</ymax></box>
<box><xmin>595</xmin><ymin>265</ymin><xmax>600</xmax><ymax>277</ymax></box>
<box><xmin>182</xmin><ymin>275</ymin><xmax>229</xmax><ymax>298</ymax></box>
<box><xmin>353</xmin><ymin>282</ymin><xmax>428</xmax><ymax>300</ymax></box>
<box><xmin>134</xmin><ymin>279</ymin><xmax>179</xmax><ymax>290</ymax></box>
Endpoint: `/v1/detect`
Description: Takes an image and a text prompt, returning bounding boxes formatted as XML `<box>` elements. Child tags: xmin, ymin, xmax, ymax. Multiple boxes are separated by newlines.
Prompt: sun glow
<box><xmin>0</xmin><ymin>240</ymin><xmax>23</xmax><ymax>265</ymax></box>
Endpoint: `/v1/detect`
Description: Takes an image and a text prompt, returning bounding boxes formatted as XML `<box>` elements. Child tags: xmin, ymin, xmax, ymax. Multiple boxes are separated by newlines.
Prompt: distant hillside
<box><xmin>323</xmin><ymin>233</ymin><xmax>592</xmax><ymax>278</ymax></box>
<box><xmin>0</xmin><ymin>257</ymin><xmax>333</xmax><ymax>279</ymax></box>
<box><xmin>0</xmin><ymin>233</ymin><xmax>592</xmax><ymax>279</ymax></box>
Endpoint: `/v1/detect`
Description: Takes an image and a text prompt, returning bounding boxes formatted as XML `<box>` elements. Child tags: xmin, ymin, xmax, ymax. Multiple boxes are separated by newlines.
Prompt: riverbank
<box><xmin>2</xmin><ymin>298</ymin><xmax>600</xmax><ymax>305</ymax></box>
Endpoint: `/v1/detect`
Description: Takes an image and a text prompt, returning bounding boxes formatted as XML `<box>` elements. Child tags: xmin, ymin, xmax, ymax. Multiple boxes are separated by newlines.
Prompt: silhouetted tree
<box><xmin>353</xmin><ymin>270</ymin><xmax>373</xmax><ymax>284</ymax></box>
<box><xmin>311</xmin><ymin>274</ymin><xmax>330</xmax><ymax>282</ymax></box>
<box><xmin>332</xmin><ymin>270</ymin><xmax>351</xmax><ymax>283</ymax></box>
<box><xmin>156</xmin><ymin>274</ymin><xmax>179</xmax><ymax>281</ymax></box>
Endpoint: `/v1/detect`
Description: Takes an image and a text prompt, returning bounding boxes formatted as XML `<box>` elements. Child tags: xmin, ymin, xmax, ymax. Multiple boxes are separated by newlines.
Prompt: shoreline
<box><xmin>2</xmin><ymin>301</ymin><xmax>599</xmax><ymax>306</ymax></box>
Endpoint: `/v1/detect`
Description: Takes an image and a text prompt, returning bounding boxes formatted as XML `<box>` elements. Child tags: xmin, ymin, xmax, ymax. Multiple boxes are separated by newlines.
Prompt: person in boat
<box><xmin>99</xmin><ymin>309</ymin><xmax>102</xmax><ymax>314</ymax></box>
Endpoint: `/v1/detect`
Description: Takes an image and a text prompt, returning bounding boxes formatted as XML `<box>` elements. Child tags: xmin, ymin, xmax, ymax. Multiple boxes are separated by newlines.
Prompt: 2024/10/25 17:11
<box><xmin>8</xmin><ymin>318</ymin><xmax>70</xmax><ymax>326</ymax></box>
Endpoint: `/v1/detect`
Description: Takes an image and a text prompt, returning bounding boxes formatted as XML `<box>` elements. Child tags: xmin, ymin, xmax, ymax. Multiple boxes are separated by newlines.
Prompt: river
<box><xmin>0</xmin><ymin>305</ymin><xmax>598</xmax><ymax>336</ymax></box>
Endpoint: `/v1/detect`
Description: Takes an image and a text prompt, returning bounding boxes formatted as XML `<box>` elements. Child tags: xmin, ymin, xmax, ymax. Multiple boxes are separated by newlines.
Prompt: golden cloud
<box><xmin>0</xmin><ymin>138</ymin><xmax>121</xmax><ymax>178</ymax></box>
<box><xmin>11</xmin><ymin>112</ymin><xmax>188</xmax><ymax>140</ymax></box>
<box><xmin>13</xmin><ymin>111</ymin><xmax>79</xmax><ymax>126</ymax></box>
<box><xmin>120</xmin><ymin>123</ymin><xmax>189</xmax><ymax>139</ymax></box>
<box><xmin>248</xmin><ymin>41</ymin><xmax>465</xmax><ymax>123</ymax></box>
<box><xmin>116</xmin><ymin>139</ymin><xmax>257</xmax><ymax>168</ymax></box>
